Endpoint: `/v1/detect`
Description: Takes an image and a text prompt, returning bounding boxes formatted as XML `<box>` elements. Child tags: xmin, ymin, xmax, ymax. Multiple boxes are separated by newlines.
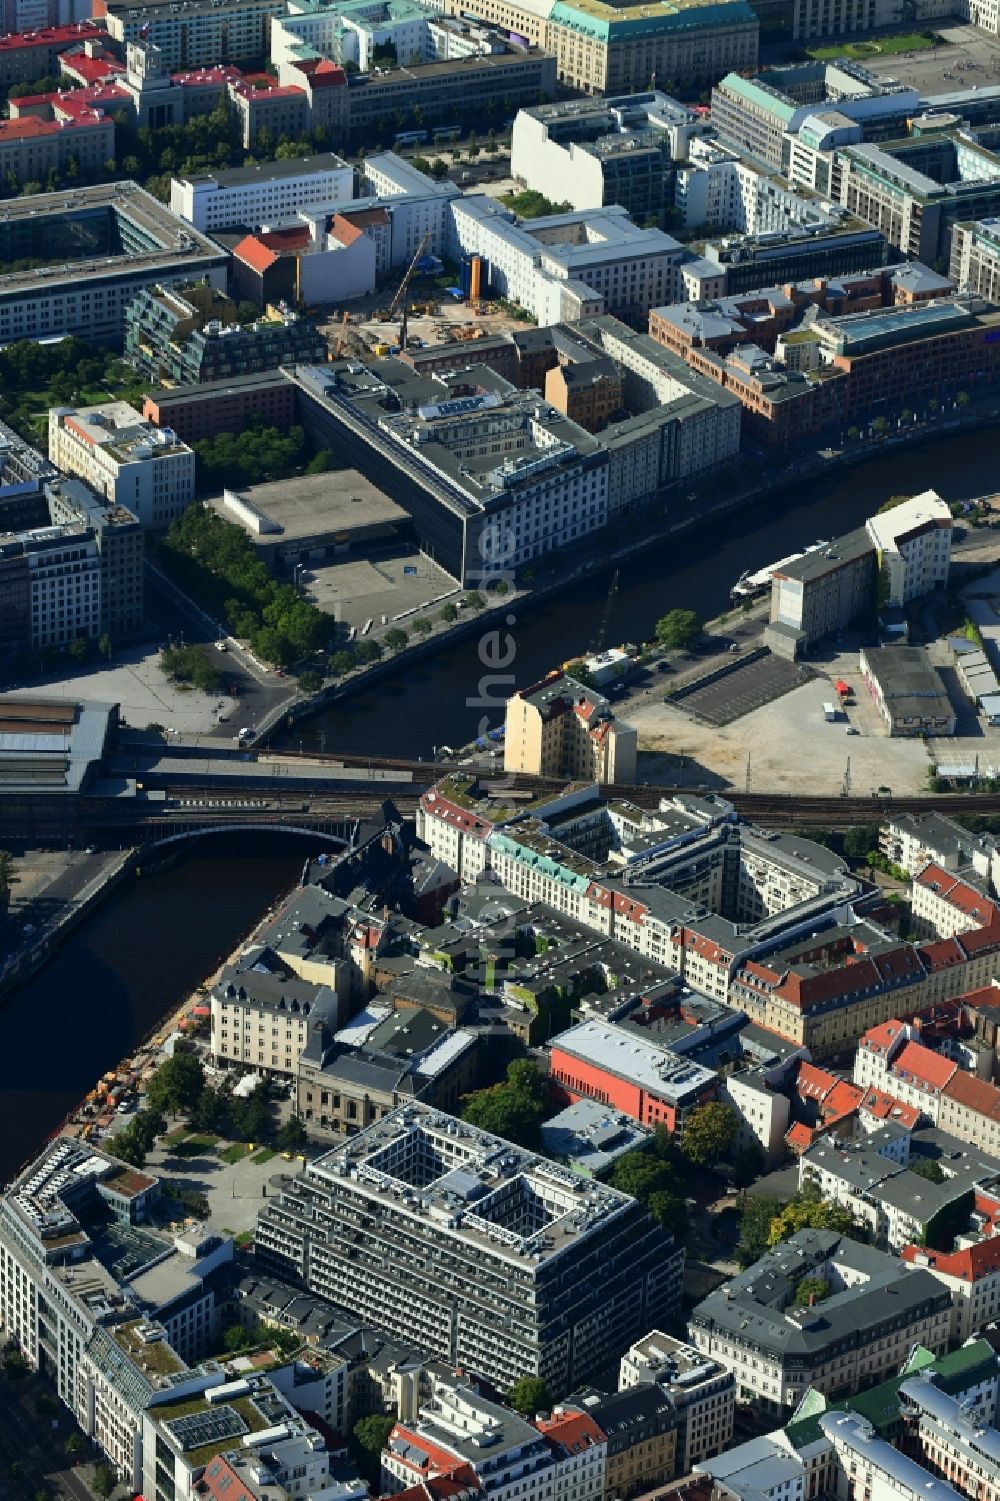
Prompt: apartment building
<box><xmin>44</xmin><ymin>476</ymin><xmax>143</xmax><ymax>640</ymax></box>
<box><xmin>171</xmin><ymin>156</ymin><xmax>354</xmax><ymax>234</ymax></box>
<box><xmin>765</xmin><ymin>526</ymin><xmax>875</xmax><ymax>660</ymax></box>
<box><xmin>618</xmin><ymin>1333</ymin><xmax>734</xmax><ymax>1472</ymax></box>
<box><xmin>903</xmin><ymin>1233</ymin><xmax>1000</xmax><ymax>1341</ymax></box>
<box><xmin>254</xmin><ymin>1103</ymin><xmax>684</xmax><ymax>1395</ymax></box>
<box><xmin>939</xmin><ymin>1069</ymin><xmax>1000</xmax><ymax>1155</ymax></box>
<box><xmin>210</xmin><ymin>967</ymin><xmax>341</xmax><ymax>1078</ymax></box>
<box><xmin>48</xmin><ymin>402</ymin><xmax>195</xmax><ymax>531</ymax></box>
<box><xmin>383</xmin><ymin>1376</ymin><xmax>607</xmax><ymax>1501</ymax></box>
<box><xmin>689</xmin><ymin>1230</ymin><xmax>953</xmax><ymax>1412</ymax></box>
<box><xmin>439</xmin><ymin>0</ymin><xmax>758</xmax><ymax>95</ymax></box>
<box><xmin>124</xmin><ymin>284</ymin><xmax>327</xmax><ymax>386</ymax></box>
<box><xmin>879</xmin><ymin>811</ymin><xmax>1000</xmax><ymax>886</ymax></box>
<box><xmin>951</xmin><ymin>217</ymin><xmax>1000</xmax><ymax>301</ymax></box>
<box><xmin>97</xmin><ymin>0</ymin><xmax>287</xmax><ymax>69</ymax></box>
<box><xmin>504</xmin><ymin>672</ymin><xmax>637</xmax><ymax>782</ymax></box>
<box><xmin>142</xmin><ymin>371</ymin><xmax>298</xmax><ymax>445</ymax></box>
<box><xmin>866</xmin><ymin>491</ymin><xmax>953</xmax><ymax>607</ymax></box>
<box><xmin>549</xmin><ymin>1018</ymin><xmax>717</xmax><ymax>1136</ymax></box>
<box><xmin>567</xmin><ymin>1385</ymin><xmax>676</xmax><ymax>1498</ymax></box>
<box><xmin>899</xmin><ymin>1376</ymin><xmax>1000</xmax><ymax>1501</ymax></box>
<box><xmin>912</xmin><ymin>864</ymin><xmax>1000</xmax><ymax>941</ymax></box>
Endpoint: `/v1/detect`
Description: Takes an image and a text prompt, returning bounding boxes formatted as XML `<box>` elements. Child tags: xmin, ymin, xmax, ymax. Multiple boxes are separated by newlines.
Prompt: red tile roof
<box><xmin>821</xmin><ymin>1079</ymin><xmax>864</xmax><ymax>1122</ymax></box>
<box><xmin>536</xmin><ymin>1412</ymin><xmax>605</xmax><ymax>1451</ymax></box>
<box><xmin>59</xmin><ymin>50</ymin><xmax>124</xmax><ymax>84</ymax></box>
<box><xmin>942</xmin><ymin>1068</ymin><xmax>1000</xmax><ymax>1122</ymax></box>
<box><xmin>795</xmin><ymin>1062</ymin><xmax>838</xmax><ymax>1103</ymax></box>
<box><xmin>0</xmin><ymin>21</ymin><xmax>104</xmax><ymax>51</ymax></box>
<box><xmin>329</xmin><ymin>213</ymin><xmax>364</xmax><ymax>247</ymax></box>
<box><xmin>860</xmin><ymin>1020</ymin><xmax>908</xmax><ymax>1055</ymax></box>
<box><xmin>901</xmin><ymin>1233</ymin><xmax>1000</xmax><ymax>1283</ymax></box>
<box><xmin>785</xmin><ymin>1122</ymin><xmax>815</xmax><ymax>1152</ymax></box>
<box><xmin>859</xmin><ymin>1088</ymin><xmax>920</xmax><ymax>1129</ymax></box>
<box><xmin>233</xmin><ymin>234</ymin><xmax>278</xmax><ymax>274</ymax></box>
<box><xmin>891</xmin><ymin>1040</ymin><xmax>957</xmax><ymax>1093</ymax></box>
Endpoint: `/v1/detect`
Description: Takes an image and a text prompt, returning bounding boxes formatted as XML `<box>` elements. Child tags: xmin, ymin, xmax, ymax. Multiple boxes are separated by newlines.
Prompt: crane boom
<box><xmin>387</xmin><ymin>232</ymin><xmax>432</xmax><ymax>321</ymax></box>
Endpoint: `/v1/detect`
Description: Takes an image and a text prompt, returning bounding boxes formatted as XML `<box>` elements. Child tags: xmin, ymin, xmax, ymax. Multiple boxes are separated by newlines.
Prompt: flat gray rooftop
<box><xmin>206</xmin><ymin>470</ymin><xmax>406</xmax><ymax>543</ymax></box>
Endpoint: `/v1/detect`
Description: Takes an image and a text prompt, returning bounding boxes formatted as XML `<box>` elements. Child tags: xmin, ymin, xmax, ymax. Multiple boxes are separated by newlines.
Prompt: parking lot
<box><xmin>676</xmin><ymin>651</ymin><xmax>812</xmax><ymax>727</ymax></box>
<box><xmin>861</xmin><ymin>23</ymin><xmax>1000</xmax><ymax>94</ymax></box>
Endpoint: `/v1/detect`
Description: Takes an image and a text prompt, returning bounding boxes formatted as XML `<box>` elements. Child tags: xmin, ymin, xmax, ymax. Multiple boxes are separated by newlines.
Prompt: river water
<box><xmin>5</xmin><ymin>429</ymin><xmax>999</xmax><ymax>1179</ymax></box>
<box><xmin>292</xmin><ymin>424</ymin><xmax>1000</xmax><ymax>759</ymax></box>
<box><xmin>0</xmin><ymin>840</ymin><xmax>303</xmax><ymax>1184</ymax></box>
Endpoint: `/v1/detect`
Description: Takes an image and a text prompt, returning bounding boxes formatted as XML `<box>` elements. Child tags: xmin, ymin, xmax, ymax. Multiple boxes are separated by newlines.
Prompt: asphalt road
<box><xmin>0</xmin><ymin>1372</ymin><xmax>98</xmax><ymax>1501</ymax></box>
<box><xmin>143</xmin><ymin>564</ymin><xmax>292</xmax><ymax>740</ymax></box>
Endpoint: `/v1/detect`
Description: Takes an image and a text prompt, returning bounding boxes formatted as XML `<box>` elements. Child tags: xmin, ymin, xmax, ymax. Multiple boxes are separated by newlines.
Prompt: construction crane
<box><xmin>387</xmin><ymin>231</ymin><xmax>432</xmax><ymax>350</ymax></box>
<box><xmin>334</xmin><ymin>308</ymin><xmax>350</xmax><ymax>359</ymax></box>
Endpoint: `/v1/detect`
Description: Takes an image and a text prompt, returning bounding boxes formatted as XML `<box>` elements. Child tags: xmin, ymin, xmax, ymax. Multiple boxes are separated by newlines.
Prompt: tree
<box><xmin>910</xmin><ymin>1157</ymin><xmax>945</xmax><ymax>1184</ymax></box>
<box><xmin>767</xmin><ymin>1186</ymin><xmax>860</xmax><ymax>1248</ymax></box>
<box><xmin>223</xmin><ymin>1322</ymin><xmax>255</xmax><ymax>1352</ymax></box>
<box><xmin>794</xmin><ymin>1275</ymin><xmax>829</xmax><ymax>1307</ymax></box>
<box><xmin>67</xmin><ymin>635</ymin><xmax>88</xmax><ymax>662</ymax></box>
<box><xmin>64</xmin><ymin>1434</ymin><xmax>86</xmax><ymax>1457</ymax></box>
<box><xmin>439</xmin><ymin>602</ymin><xmax>458</xmax><ymax>623</ymax></box>
<box><xmin>465</xmin><ymin>591</ymin><xmax>485</xmax><ymax>610</ymax></box>
<box><xmin>351</xmin><ymin>1415</ymin><xmax>395</xmax><ymax>1487</ymax></box>
<box><xmin>737</xmin><ymin>1194</ymin><xmax>780</xmax><ymax>1268</ymax></box>
<box><xmin>412</xmin><ymin>616</ymin><xmax>432</xmax><ymax>636</ymax></box>
<box><xmin>876</xmin><ymin>493</ymin><xmax>912</xmax><ymax>514</ymax></box>
<box><xmin>383</xmin><ymin>626</ymin><xmax>408</xmax><ymax>652</ymax></box>
<box><xmin>957</xmin><ymin>390</ymin><xmax>970</xmax><ymax>408</ymax></box>
<box><xmin>92</xmin><ymin>1464</ymin><xmax>117</xmax><ymax>1499</ymax></box>
<box><xmin>843</xmin><ymin>825</ymin><xmax>878</xmax><ymax>862</ymax></box>
<box><xmin>900</xmin><ymin>408</ymin><xmax>914</xmax><ymax>426</ymax></box>
<box><xmin>872</xmin><ymin>415</ymin><xmax>890</xmax><ymax>435</ymax></box>
<box><xmin>655</xmin><ymin>609</ymin><xmax>700</xmax><ymax>650</ymax></box>
<box><xmin>733</xmin><ymin>1140</ymin><xmax>766</xmax><ymax>1187</ymax></box>
<box><xmin>189</xmin><ymin>1084</ymin><xmax>228</xmax><ymax>1135</ymax></box>
<box><xmin>462</xmin><ymin>1059</ymin><xmax>547</xmax><ymax>1150</ymax></box>
<box><xmin>330</xmin><ymin>650</ymin><xmax>356</xmax><ymax>676</ymax></box>
<box><xmin>298</xmin><ymin>670</ymin><xmax>323</xmax><ymax>693</ymax></box>
<box><xmin>98</xmin><ymin>633</ymin><xmax>112</xmax><ymax>660</ymax></box>
<box><xmin>146</xmin><ymin>1052</ymin><xmax>204</xmax><ymax>1117</ymax></box>
<box><xmin>507</xmin><ymin>1377</ymin><xmax>552</xmax><ymax>1416</ymax></box>
<box><xmin>681</xmin><ymin>1102</ymin><xmax>737</xmax><ymax>1168</ymax></box>
<box><xmin>0</xmin><ymin>850</ymin><xmax>19</xmax><ymax>902</ymax></box>
<box><xmin>846</xmin><ymin>426</ymin><xmax>860</xmax><ymax>442</ymax></box>
<box><xmin>110</xmin><ymin>1132</ymin><xmax>146</xmax><ymax>1169</ymax></box>
<box><xmin>277</xmin><ymin>1115</ymin><xmax>307</xmax><ymax>1152</ymax></box>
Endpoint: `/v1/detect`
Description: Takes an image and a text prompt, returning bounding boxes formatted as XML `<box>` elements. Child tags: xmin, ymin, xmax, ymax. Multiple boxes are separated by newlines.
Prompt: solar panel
<box><xmin>166</xmin><ymin>1405</ymin><xmax>248</xmax><ymax>1451</ymax></box>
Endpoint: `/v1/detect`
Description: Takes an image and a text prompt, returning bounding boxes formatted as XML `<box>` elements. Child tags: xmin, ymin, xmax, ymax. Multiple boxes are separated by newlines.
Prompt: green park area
<box><xmin>807</xmin><ymin>30</ymin><xmax>941</xmax><ymax>61</ymax></box>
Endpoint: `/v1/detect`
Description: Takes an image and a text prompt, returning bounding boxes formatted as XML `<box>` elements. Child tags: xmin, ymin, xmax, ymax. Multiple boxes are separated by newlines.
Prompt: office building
<box><xmin>710</xmin><ymin>63</ymin><xmax>918</xmax><ymax>173</ymax></box>
<box><xmin>141</xmin><ymin>371</ymin><xmax>298</xmax><ymax>445</ymax></box>
<box><xmin>48</xmin><ymin>401</ymin><xmax>195</xmax><ymax>531</ymax></box>
<box><xmin>549</xmin><ymin>1018</ymin><xmax>717</xmax><ymax>1136</ymax></box>
<box><xmin>209</xmin><ymin>471</ymin><xmax>407</xmax><ymax>572</ymax></box>
<box><xmin>439</xmin><ymin>0</ymin><xmax>758</xmax><ymax>95</ymax></box>
<box><xmin>171</xmin><ymin>156</ymin><xmax>354</xmax><ymax>234</ymax></box>
<box><xmin>0</xmin><ymin>94</ymin><xmax>115</xmax><ymax>187</ymax></box>
<box><xmin>450</xmin><ymin>198</ymin><xmax>684</xmax><ymax>327</ymax></box>
<box><xmin>0</xmin><ymin>19</ymin><xmax>104</xmax><ymax>91</ymax></box>
<box><xmin>96</xmin><ymin>0</ymin><xmax>287</xmax><ymax>69</ymax></box>
<box><xmin>45</xmin><ymin>476</ymin><xmax>144</xmax><ymax>639</ymax></box>
<box><xmin>124</xmin><ymin>284</ymin><xmax>327</xmax><ymax>387</ymax></box>
<box><xmin>510</xmin><ymin>94</ymin><xmax>701</xmax><ymax>218</ymax></box>
<box><xmin>618</xmin><ymin>1334</ymin><xmax>734</xmax><ymax>1472</ymax></box>
<box><xmin>254</xmin><ymin>1103</ymin><xmax>684</xmax><ymax>1395</ymax></box>
<box><xmin>0</xmin><ymin>183</ymin><xmax>227</xmax><ymax>347</ymax></box>
<box><xmin>859</xmin><ymin>646</ymin><xmax>956</xmax><ymax>738</ymax></box>
<box><xmin>692</xmin><ymin>225</ymin><xmax>889</xmax><ymax>297</ymax></box>
<box><xmin>340</xmin><ymin>49</ymin><xmax>558</xmax><ymax>138</ymax></box>
<box><xmin>689</xmin><ymin>1229</ymin><xmax>952</xmax><ymax>1412</ymax></box>
<box><xmin>504</xmin><ymin>671</ymin><xmax>637</xmax><ymax>782</ymax></box>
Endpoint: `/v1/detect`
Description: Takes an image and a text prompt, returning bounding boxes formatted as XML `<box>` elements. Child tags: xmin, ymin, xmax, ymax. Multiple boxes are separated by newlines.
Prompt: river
<box><xmin>291</xmin><ymin>423</ymin><xmax>1000</xmax><ymax>759</ymax></box>
<box><xmin>6</xmin><ymin>428</ymin><xmax>1000</xmax><ymax>1180</ymax></box>
<box><xmin>0</xmin><ymin>839</ymin><xmax>304</xmax><ymax>1184</ymax></box>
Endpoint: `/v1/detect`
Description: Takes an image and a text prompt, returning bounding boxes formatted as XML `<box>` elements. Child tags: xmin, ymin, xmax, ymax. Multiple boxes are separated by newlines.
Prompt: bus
<box><xmin>432</xmin><ymin>124</ymin><xmax>461</xmax><ymax>142</ymax></box>
<box><xmin>394</xmin><ymin>129</ymin><xmax>429</xmax><ymax>147</ymax></box>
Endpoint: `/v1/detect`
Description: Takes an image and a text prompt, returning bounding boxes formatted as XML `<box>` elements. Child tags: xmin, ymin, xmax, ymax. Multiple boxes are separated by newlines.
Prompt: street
<box><xmin>0</xmin><ymin>1370</ymin><xmax>102</xmax><ymax>1501</ymax></box>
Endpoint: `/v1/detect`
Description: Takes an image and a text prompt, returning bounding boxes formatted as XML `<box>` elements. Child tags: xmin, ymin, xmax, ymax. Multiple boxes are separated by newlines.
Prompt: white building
<box><xmin>865</xmin><ymin>489</ymin><xmax>953</xmax><ymax>607</ymax></box>
<box><xmin>48</xmin><ymin>402</ymin><xmax>195</xmax><ymax>529</ymax></box>
<box><xmin>170</xmin><ymin>155</ymin><xmax>354</xmax><ymax>233</ymax></box>
<box><xmin>618</xmin><ymin>1332</ymin><xmax>735</xmax><ymax>1471</ymax></box>
<box><xmin>903</xmin><ymin>1238</ymin><xmax>1000</xmax><ymax>1343</ymax></box>
<box><xmin>819</xmin><ymin>1408</ymin><xmax>965</xmax><ymax>1501</ymax></box>
<box><xmin>723</xmin><ymin>1069</ymin><xmax>790</xmax><ymax>1165</ymax></box>
<box><xmin>675</xmin><ymin>138</ymin><xmax>836</xmax><ymax>237</ymax></box>
<box><xmin>449</xmin><ymin>196</ymin><xmax>683</xmax><ymax>326</ymax></box>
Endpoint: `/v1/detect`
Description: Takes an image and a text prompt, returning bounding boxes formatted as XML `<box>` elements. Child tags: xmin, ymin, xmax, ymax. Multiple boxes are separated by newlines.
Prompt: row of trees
<box><xmin>159</xmin><ymin>503</ymin><xmax>334</xmax><ymax>669</ymax></box>
<box><xmin>737</xmin><ymin>1181</ymin><xmax>861</xmax><ymax>1268</ymax></box>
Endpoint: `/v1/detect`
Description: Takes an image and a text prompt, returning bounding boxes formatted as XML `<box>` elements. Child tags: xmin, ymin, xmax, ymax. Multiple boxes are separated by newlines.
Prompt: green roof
<box><xmin>718</xmin><ymin>71</ymin><xmax>796</xmax><ymax>122</ymax></box>
<box><xmin>785</xmin><ymin>1343</ymin><xmax>995</xmax><ymax>1450</ymax></box>
<box><xmin>549</xmin><ymin>0</ymin><xmax>756</xmax><ymax>42</ymax></box>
